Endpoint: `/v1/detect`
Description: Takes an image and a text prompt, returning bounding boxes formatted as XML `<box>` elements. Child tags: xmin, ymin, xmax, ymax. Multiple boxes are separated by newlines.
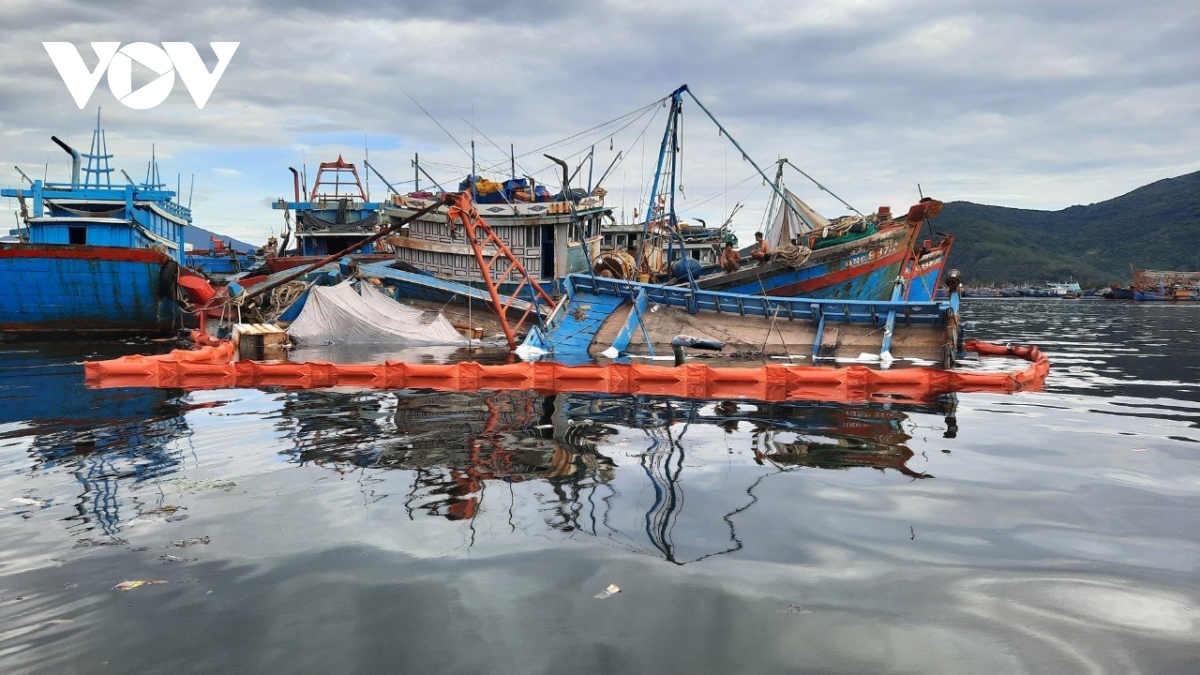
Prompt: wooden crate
<box><xmin>232</xmin><ymin>323</ymin><xmax>290</xmax><ymax>361</ymax></box>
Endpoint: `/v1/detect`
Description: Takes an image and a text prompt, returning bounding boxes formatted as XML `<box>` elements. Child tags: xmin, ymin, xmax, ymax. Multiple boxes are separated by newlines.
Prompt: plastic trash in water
<box><xmin>594</xmin><ymin>583</ymin><xmax>621</xmax><ymax>599</ymax></box>
<box><xmin>169</xmin><ymin>536</ymin><xmax>211</xmax><ymax>548</ymax></box>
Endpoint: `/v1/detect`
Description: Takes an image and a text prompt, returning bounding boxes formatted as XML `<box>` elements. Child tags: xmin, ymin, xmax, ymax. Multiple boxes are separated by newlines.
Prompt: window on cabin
<box><xmin>68</xmin><ymin>226</ymin><xmax>87</xmax><ymax>245</ymax></box>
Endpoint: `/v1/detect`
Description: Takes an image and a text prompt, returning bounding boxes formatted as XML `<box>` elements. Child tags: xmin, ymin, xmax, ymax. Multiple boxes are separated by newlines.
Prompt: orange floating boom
<box><xmin>83</xmin><ymin>335</ymin><xmax>1048</xmax><ymax>405</ymax></box>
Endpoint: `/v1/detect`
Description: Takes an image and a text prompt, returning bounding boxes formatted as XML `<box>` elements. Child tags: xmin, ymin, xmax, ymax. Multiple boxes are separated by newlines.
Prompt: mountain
<box><xmin>931</xmin><ymin>171</ymin><xmax>1200</xmax><ymax>286</ymax></box>
<box><xmin>185</xmin><ymin>225</ymin><xmax>258</xmax><ymax>254</ymax></box>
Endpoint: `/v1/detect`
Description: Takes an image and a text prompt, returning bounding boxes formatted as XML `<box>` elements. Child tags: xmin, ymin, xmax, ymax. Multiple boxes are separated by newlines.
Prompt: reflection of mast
<box><xmin>36</xmin><ymin>414</ymin><xmax>190</xmax><ymax>536</ymax></box>
<box><xmin>640</xmin><ymin>424</ymin><xmax>687</xmax><ymax>563</ymax></box>
<box><xmin>633</xmin><ymin>399</ymin><xmax>749</xmax><ymax>565</ymax></box>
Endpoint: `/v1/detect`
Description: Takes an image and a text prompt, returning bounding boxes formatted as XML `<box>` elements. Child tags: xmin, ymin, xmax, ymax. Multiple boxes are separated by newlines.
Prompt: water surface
<box><xmin>1</xmin><ymin>299</ymin><xmax>1198</xmax><ymax>674</ymax></box>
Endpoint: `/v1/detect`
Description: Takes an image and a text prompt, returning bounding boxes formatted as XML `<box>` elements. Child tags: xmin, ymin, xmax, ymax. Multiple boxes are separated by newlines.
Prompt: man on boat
<box><xmin>751</xmin><ymin>231</ymin><xmax>771</xmax><ymax>263</ymax></box>
<box><xmin>721</xmin><ymin>241</ymin><xmax>741</xmax><ymax>273</ymax></box>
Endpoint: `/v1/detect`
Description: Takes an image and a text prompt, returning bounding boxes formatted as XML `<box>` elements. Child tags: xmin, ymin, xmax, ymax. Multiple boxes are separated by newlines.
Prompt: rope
<box><xmin>249</xmin><ymin>280</ymin><xmax>310</xmax><ymax>323</ymax></box>
<box><xmin>771</xmin><ymin>243</ymin><xmax>812</xmax><ymax>269</ymax></box>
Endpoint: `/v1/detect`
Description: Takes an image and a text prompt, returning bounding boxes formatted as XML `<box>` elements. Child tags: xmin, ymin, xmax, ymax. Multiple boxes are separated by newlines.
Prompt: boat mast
<box><xmin>82</xmin><ymin>107</ymin><xmax>114</xmax><ymax>189</ymax></box>
<box><xmin>678</xmin><ymin>86</ymin><xmax>832</xmax><ymax>231</ymax></box>
<box><xmin>637</xmin><ymin>87</ymin><xmax>684</xmax><ymax>273</ymax></box>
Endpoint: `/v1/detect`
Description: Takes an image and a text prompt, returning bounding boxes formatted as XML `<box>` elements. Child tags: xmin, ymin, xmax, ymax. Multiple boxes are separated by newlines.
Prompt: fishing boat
<box><xmin>614</xmin><ymin>87</ymin><xmax>953</xmax><ymax>303</ymax></box>
<box><xmin>267</xmin><ymin>156</ymin><xmax>388</xmax><ymax>273</ymax></box>
<box><xmin>594</xmin><ymin>211</ymin><xmax>731</xmax><ymax>282</ymax></box>
<box><xmin>1122</xmin><ymin>269</ymin><xmax>1200</xmax><ymax>301</ymax></box>
<box><xmin>522</xmin><ymin>272</ymin><xmax>963</xmax><ymax>368</ymax></box>
<box><xmin>184</xmin><ymin>236</ymin><xmax>257</xmax><ymax>278</ymax></box>
<box><xmin>0</xmin><ymin>113</ymin><xmax>199</xmax><ymax>336</ymax></box>
<box><xmin>376</xmin><ymin>174</ymin><xmax>611</xmax><ymax>294</ymax></box>
<box><xmin>698</xmin><ymin>197</ymin><xmax>949</xmax><ymax>301</ymax></box>
<box><xmin>1047</xmin><ymin>281</ymin><xmax>1082</xmax><ymax>298</ymax></box>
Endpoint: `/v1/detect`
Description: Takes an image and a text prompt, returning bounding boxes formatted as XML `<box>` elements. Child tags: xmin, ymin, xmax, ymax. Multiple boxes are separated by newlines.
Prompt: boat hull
<box><xmin>902</xmin><ymin>237</ymin><xmax>953</xmax><ymax>302</ymax></box>
<box><xmin>1132</xmin><ymin>288</ymin><xmax>1196</xmax><ymax>301</ymax></box>
<box><xmin>264</xmin><ymin>253</ymin><xmax>394</xmax><ymax>274</ymax></box>
<box><xmin>0</xmin><ymin>244</ymin><xmax>178</xmax><ymax>334</ymax></box>
<box><xmin>699</xmin><ymin>223</ymin><xmax>914</xmax><ymax>301</ymax></box>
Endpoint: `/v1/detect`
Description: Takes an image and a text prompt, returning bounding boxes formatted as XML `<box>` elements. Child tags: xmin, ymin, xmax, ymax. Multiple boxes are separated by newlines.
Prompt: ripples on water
<box><xmin>1</xmin><ymin>299</ymin><xmax>1198</xmax><ymax>674</ymax></box>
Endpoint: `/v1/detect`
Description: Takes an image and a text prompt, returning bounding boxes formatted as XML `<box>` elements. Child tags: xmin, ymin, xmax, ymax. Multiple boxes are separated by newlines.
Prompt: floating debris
<box><xmin>73</xmin><ymin>537</ymin><xmax>129</xmax><ymax>549</ymax></box>
<box><xmin>10</xmin><ymin>497</ymin><xmax>46</xmax><ymax>507</ymax></box>
<box><xmin>594</xmin><ymin>583</ymin><xmax>621</xmax><ymax>599</ymax></box>
<box><xmin>777</xmin><ymin>604</ymin><xmax>813</xmax><ymax>614</ymax></box>
<box><xmin>168</xmin><ymin>536</ymin><xmax>211</xmax><ymax>548</ymax></box>
<box><xmin>113</xmin><ymin>580</ymin><xmax>168</xmax><ymax>592</ymax></box>
<box><xmin>173</xmin><ymin>479</ymin><xmax>238</xmax><ymax>493</ymax></box>
<box><xmin>159</xmin><ymin>554</ymin><xmax>187</xmax><ymax>564</ymax></box>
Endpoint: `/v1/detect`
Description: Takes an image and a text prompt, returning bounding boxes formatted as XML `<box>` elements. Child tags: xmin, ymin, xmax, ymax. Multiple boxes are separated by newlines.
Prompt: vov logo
<box><xmin>43</xmin><ymin>42</ymin><xmax>239</xmax><ymax>110</ymax></box>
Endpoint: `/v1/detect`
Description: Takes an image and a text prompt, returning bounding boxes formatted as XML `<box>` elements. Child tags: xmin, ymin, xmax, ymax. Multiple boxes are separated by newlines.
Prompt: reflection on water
<box><xmin>0</xmin><ymin>341</ymin><xmax>191</xmax><ymax>537</ymax></box>
<box><xmin>3</xmin><ymin>301</ymin><xmax>1199</xmax><ymax>674</ymax></box>
<box><xmin>0</xmin><ymin>336</ymin><xmax>949</xmax><ymax>560</ymax></box>
<box><xmin>270</xmin><ymin>388</ymin><xmax>948</xmax><ymax>562</ymax></box>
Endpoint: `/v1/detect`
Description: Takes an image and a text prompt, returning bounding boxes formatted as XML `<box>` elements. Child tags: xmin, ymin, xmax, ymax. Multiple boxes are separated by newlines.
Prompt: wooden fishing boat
<box><xmin>616</xmin><ymin>86</ymin><xmax>953</xmax><ymax>303</ymax></box>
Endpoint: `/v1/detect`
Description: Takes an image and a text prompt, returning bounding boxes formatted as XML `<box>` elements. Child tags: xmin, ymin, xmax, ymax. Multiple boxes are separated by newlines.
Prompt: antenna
<box><xmin>188</xmin><ymin>173</ymin><xmax>194</xmax><ymax>209</ymax></box>
<box><xmin>301</xmin><ymin>150</ymin><xmax>308</xmax><ymax>199</ymax></box>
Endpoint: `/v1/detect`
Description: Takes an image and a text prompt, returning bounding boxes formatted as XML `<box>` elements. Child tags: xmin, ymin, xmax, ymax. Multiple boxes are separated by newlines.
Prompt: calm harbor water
<box><xmin>1</xmin><ymin>299</ymin><xmax>1198</xmax><ymax>674</ymax></box>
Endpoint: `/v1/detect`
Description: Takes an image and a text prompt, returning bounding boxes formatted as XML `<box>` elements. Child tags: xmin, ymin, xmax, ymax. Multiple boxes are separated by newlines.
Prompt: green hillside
<box><xmin>931</xmin><ymin>171</ymin><xmax>1200</xmax><ymax>286</ymax></box>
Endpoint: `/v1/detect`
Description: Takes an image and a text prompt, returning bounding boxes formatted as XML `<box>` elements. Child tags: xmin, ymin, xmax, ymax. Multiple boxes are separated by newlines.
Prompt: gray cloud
<box><xmin>1</xmin><ymin>0</ymin><xmax>1197</xmax><ymax>244</ymax></box>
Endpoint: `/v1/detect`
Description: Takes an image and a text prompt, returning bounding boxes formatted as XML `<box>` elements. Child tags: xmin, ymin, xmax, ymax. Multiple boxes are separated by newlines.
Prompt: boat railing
<box><xmin>569</xmin><ymin>274</ymin><xmax>951</xmax><ymax>326</ymax></box>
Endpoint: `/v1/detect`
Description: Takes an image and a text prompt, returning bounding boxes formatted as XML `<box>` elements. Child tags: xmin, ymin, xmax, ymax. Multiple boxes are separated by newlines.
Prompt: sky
<box><xmin>1</xmin><ymin>0</ymin><xmax>1197</xmax><ymax>247</ymax></box>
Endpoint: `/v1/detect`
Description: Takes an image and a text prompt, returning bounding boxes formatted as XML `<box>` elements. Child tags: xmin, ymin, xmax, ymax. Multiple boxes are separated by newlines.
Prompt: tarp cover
<box><xmin>287</xmin><ymin>280</ymin><xmax>468</xmax><ymax>345</ymax></box>
<box><xmin>764</xmin><ymin>188</ymin><xmax>830</xmax><ymax>247</ymax></box>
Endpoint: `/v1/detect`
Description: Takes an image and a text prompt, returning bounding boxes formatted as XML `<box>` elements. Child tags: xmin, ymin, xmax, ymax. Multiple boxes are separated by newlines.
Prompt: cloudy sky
<box><xmin>1</xmin><ymin>0</ymin><xmax>1196</xmax><ymax>246</ymax></box>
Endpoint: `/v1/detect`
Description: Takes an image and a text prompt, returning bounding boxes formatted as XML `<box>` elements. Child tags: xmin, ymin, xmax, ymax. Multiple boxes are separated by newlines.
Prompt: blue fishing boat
<box><xmin>184</xmin><ymin>236</ymin><xmax>257</xmax><ymax>278</ymax></box>
<box><xmin>625</xmin><ymin>86</ymin><xmax>952</xmax><ymax>303</ymax></box>
<box><xmin>267</xmin><ymin>156</ymin><xmax>387</xmax><ymax>273</ymax></box>
<box><xmin>0</xmin><ymin>113</ymin><xmax>198</xmax><ymax>336</ymax></box>
<box><xmin>522</xmin><ymin>272</ymin><xmax>962</xmax><ymax>367</ymax></box>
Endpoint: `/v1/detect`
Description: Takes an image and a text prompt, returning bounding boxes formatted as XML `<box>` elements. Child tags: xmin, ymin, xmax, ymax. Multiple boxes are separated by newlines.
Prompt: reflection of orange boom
<box><xmin>83</xmin><ymin>334</ymin><xmax>1048</xmax><ymax>404</ymax></box>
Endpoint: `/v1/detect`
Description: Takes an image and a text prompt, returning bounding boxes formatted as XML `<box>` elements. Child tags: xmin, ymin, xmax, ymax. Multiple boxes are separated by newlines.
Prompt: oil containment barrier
<box><xmin>83</xmin><ymin>334</ymin><xmax>1049</xmax><ymax>404</ymax></box>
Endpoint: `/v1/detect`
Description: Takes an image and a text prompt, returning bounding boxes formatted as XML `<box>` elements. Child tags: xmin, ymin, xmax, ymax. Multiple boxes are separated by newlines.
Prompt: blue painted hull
<box><xmin>904</xmin><ymin>266</ymin><xmax>943</xmax><ymax>302</ymax></box>
<box><xmin>722</xmin><ymin>259</ymin><xmax>904</xmax><ymax>300</ymax></box>
<box><xmin>0</xmin><ymin>244</ymin><xmax>178</xmax><ymax>334</ymax></box>
<box><xmin>185</xmin><ymin>252</ymin><xmax>253</xmax><ymax>276</ymax></box>
<box><xmin>698</xmin><ymin>223</ymin><xmax>914</xmax><ymax>301</ymax></box>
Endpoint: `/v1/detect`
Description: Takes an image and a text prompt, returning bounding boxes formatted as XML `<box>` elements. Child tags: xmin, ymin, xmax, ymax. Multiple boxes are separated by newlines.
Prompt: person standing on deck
<box><xmin>721</xmin><ymin>241</ymin><xmax>741</xmax><ymax>273</ymax></box>
<box><xmin>751</xmin><ymin>231</ymin><xmax>771</xmax><ymax>262</ymax></box>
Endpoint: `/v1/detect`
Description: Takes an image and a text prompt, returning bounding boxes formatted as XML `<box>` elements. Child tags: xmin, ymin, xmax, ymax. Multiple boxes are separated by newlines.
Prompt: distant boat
<box><xmin>0</xmin><ymin>112</ymin><xmax>204</xmax><ymax>336</ymax></box>
<box><xmin>1124</xmin><ymin>269</ymin><xmax>1199</xmax><ymax>301</ymax></box>
<box><xmin>1047</xmin><ymin>281</ymin><xmax>1082</xmax><ymax>297</ymax></box>
<box><xmin>184</xmin><ymin>236</ymin><xmax>257</xmax><ymax>278</ymax></box>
